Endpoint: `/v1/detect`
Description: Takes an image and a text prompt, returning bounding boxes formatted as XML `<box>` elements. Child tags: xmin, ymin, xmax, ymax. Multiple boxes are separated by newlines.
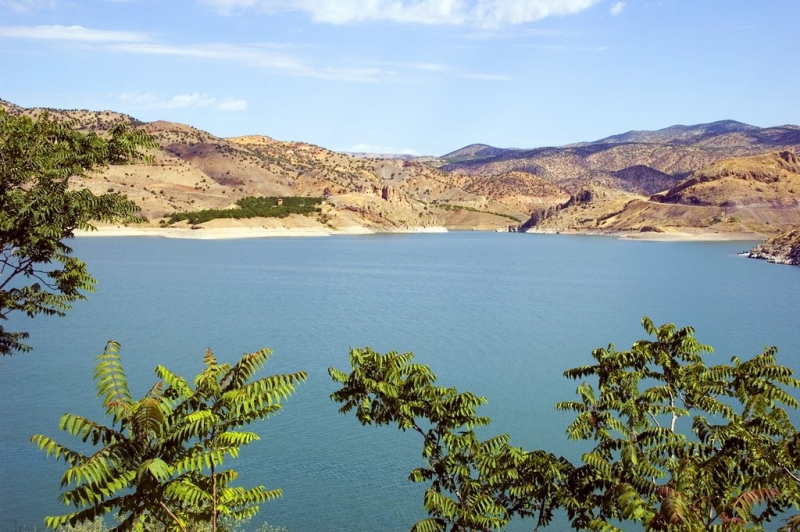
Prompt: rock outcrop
<box><xmin>748</xmin><ymin>225</ymin><xmax>800</xmax><ymax>265</ymax></box>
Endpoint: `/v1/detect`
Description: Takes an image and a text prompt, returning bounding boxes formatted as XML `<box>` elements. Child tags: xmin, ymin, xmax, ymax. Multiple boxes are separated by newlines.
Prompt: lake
<box><xmin>1</xmin><ymin>232</ymin><xmax>798</xmax><ymax>532</ymax></box>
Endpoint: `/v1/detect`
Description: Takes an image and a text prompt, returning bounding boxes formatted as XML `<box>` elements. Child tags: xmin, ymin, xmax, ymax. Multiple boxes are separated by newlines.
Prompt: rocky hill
<box><xmin>1</xmin><ymin>100</ymin><xmax>553</xmax><ymax>232</ymax></box>
<box><xmin>653</xmin><ymin>150</ymin><xmax>800</xmax><ymax>208</ymax></box>
<box><xmin>525</xmin><ymin>151</ymin><xmax>800</xmax><ymax>236</ymax></box>
<box><xmin>4</xmin><ymin>99</ymin><xmax>800</xmax><ymax>238</ymax></box>
<box><xmin>440</xmin><ymin>121</ymin><xmax>800</xmax><ymax>196</ymax></box>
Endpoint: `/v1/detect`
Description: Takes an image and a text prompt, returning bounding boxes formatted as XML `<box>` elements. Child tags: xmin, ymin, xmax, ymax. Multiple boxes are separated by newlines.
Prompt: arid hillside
<box><xmin>525</xmin><ymin>151</ymin><xmax>800</xmax><ymax>236</ymax></box>
<box><xmin>4</xmin><ymin>99</ymin><xmax>800</xmax><ymax>237</ymax></box>
<box><xmin>653</xmin><ymin>150</ymin><xmax>800</xmax><ymax>208</ymax></box>
<box><xmin>440</xmin><ymin>121</ymin><xmax>800</xmax><ymax>196</ymax></box>
<box><xmin>1</xmin><ymin>100</ymin><xmax>554</xmax><ymax>232</ymax></box>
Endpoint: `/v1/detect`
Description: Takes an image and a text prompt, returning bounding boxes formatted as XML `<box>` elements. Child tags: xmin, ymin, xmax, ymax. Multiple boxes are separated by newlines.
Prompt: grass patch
<box><xmin>168</xmin><ymin>196</ymin><xmax>323</xmax><ymax>225</ymax></box>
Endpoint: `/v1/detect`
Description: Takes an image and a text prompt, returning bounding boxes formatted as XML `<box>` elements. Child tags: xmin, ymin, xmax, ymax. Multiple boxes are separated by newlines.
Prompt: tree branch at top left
<box><xmin>0</xmin><ymin>108</ymin><xmax>156</xmax><ymax>355</ymax></box>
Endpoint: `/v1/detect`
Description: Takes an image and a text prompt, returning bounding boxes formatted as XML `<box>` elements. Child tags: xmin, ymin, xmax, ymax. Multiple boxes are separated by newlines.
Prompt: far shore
<box><xmin>74</xmin><ymin>224</ymin><xmax>767</xmax><ymax>242</ymax></box>
<box><xmin>608</xmin><ymin>230</ymin><xmax>765</xmax><ymax>242</ymax></box>
<box><xmin>524</xmin><ymin>227</ymin><xmax>767</xmax><ymax>242</ymax></box>
<box><xmin>74</xmin><ymin>224</ymin><xmax>449</xmax><ymax>239</ymax></box>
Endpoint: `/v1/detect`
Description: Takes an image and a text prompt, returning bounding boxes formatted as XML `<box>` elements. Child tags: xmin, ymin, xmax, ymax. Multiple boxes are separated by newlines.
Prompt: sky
<box><xmin>1</xmin><ymin>1</ymin><xmax>799</xmax><ymax>156</ymax></box>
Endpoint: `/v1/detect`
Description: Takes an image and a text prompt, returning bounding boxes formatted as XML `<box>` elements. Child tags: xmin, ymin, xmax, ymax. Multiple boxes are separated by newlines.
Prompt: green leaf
<box><xmin>34</xmin><ymin>342</ymin><xmax>304</xmax><ymax>531</ymax></box>
<box><xmin>1</xmin><ymin>110</ymin><xmax>154</xmax><ymax>355</ymax></box>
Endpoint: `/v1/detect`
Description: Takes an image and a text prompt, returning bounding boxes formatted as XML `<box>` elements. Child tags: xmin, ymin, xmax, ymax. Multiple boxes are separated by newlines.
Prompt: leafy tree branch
<box><xmin>556</xmin><ymin>317</ymin><xmax>800</xmax><ymax>532</ymax></box>
<box><xmin>33</xmin><ymin>342</ymin><xmax>306</xmax><ymax>532</ymax></box>
<box><xmin>0</xmin><ymin>109</ymin><xmax>155</xmax><ymax>355</ymax></box>
<box><xmin>329</xmin><ymin>347</ymin><xmax>568</xmax><ymax>532</ymax></box>
<box><xmin>331</xmin><ymin>318</ymin><xmax>800</xmax><ymax>532</ymax></box>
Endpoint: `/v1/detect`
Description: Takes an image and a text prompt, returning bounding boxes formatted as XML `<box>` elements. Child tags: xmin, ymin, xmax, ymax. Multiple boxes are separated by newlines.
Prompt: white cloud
<box><xmin>0</xmin><ymin>0</ymin><xmax>58</xmax><ymax>12</ymax></box>
<box><xmin>0</xmin><ymin>24</ymin><xmax>150</xmax><ymax>42</ymax></box>
<box><xmin>204</xmin><ymin>0</ymin><xmax>256</xmax><ymax>12</ymax></box>
<box><xmin>404</xmin><ymin>62</ymin><xmax>451</xmax><ymax>72</ymax></box>
<box><xmin>362</xmin><ymin>60</ymin><xmax>509</xmax><ymax>81</ymax></box>
<box><xmin>217</xmin><ymin>98</ymin><xmax>248</xmax><ymax>111</ymax></box>
<box><xmin>0</xmin><ymin>24</ymin><xmax>504</xmax><ymax>83</ymax></box>
<box><xmin>471</xmin><ymin>0</ymin><xmax>599</xmax><ymax>27</ymax></box>
<box><xmin>460</xmin><ymin>71</ymin><xmax>512</xmax><ymax>81</ymax></box>
<box><xmin>202</xmin><ymin>0</ymin><xmax>601</xmax><ymax>28</ymax></box>
<box><xmin>524</xmin><ymin>43</ymin><xmax>608</xmax><ymax>51</ymax></box>
<box><xmin>524</xmin><ymin>28</ymin><xmax>565</xmax><ymax>36</ymax></box>
<box><xmin>113</xmin><ymin>42</ymin><xmax>312</xmax><ymax>74</ymax></box>
<box><xmin>118</xmin><ymin>91</ymin><xmax>248</xmax><ymax>111</ymax></box>
<box><xmin>166</xmin><ymin>93</ymin><xmax>218</xmax><ymax>108</ymax></box>
<box><xmin>113</xmin><ymin>42</ymin><xmax>399</xmax><ymax>82</ymax></box>
<box><xmin>349</xmin><ymin>142</ymin><xmax>419</xmax><ymax>156</ymax></box>
<box><xmin>609</xmin><ymin>1</ymin><xmax>624</xmax><ymax>15</ymax></box>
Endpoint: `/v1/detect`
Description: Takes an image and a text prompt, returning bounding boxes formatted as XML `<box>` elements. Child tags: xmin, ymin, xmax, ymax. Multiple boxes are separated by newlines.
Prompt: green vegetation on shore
<box><xmin>166</xmin><ymin>196</ymin><xmax>323</xmax><ymax>225</ymax></box>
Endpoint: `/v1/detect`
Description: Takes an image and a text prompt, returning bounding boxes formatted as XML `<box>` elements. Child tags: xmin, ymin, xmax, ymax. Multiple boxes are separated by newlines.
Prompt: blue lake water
<box><xmin>1</xmin><ymin>232</ymin><xmax>798</xmax><ymax>532</ymax></box>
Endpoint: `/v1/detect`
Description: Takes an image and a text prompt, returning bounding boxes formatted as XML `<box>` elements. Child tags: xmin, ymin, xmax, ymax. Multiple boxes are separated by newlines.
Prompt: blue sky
<box><xmin>1</xmin><ymin>1</ymin><xmax>798</xmax><ymax>156</ymax></box>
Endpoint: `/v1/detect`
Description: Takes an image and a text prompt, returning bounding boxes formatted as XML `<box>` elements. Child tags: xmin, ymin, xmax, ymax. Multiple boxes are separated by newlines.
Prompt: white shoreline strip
<box><xmin>74</xmin><ymin>225</ymin><xmax>448</xmax><ymax>239</ymax></box>
<box><xmin>73</xmin><ymin>225</ymin><xmax>763</xmax><ymax>242</ymax></box>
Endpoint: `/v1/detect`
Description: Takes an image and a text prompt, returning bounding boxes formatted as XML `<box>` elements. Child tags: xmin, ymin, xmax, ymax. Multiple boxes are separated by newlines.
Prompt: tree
<box><xmin>32</xmin><ymin>341</ymin><xmax>306</xmax><ymax>532</ymax></box>
<box><xmin>331</xmin><ymin>319</ymin><xmax>800</xmax><ymax>532</ymax></box>
<box><xmin>329</xmin><ymin>347</ymin><xmax>568</xmax><ymax>532</ymax></box>
<box><xmin>556</xmin><ymin>317</ymin><xmax>800</xmax><ymax>531</ymax></box>
<box><xmin>0</xmin><ymin>109</ymin><xmax>155</xmax><ymax>355</ymax></box>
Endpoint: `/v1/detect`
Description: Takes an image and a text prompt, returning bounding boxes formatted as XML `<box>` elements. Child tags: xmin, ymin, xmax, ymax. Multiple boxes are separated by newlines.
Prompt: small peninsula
<box><xmin>748</xmin><ymin>225</ymin><xmax>800</xmax><ymax>265</ymax></box>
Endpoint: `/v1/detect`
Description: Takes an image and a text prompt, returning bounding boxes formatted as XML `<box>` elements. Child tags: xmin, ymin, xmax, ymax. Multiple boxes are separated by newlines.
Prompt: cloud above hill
<box><xmin>0</xmin><ymin>24</ymin><xmax>509</xmax><ymax>83</ymax></box>
<box><xmin>118</xmin><ymin>91</ymin><xmax>248</xmax><ymax>111</ymax></box>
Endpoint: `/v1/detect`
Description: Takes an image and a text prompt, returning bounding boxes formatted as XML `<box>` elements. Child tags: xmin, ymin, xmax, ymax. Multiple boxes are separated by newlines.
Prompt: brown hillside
<box><xmin>4</xmin><ymin>101</ymin><xmax>552</xmax><ymax>231</ymax></box>
<box><xmin>451</xmin><ymin>171</ymin><xmax>569</xmax><ymax>214</ymax></box>
<box><xmin>602</xmin><ymin>151</ymin><xmax>800</xmax><ymax>233</ymax></box>
<box><xmin>611</xmin><ymin>165</ymin><xmax>679</xmax><ymax>194</ymax></box>
<box><xmin>524</xmin><ymin>185</ymin><xmax>642</xmax><ymax>233</ymax></box>
<box><xmin>440</xmin><ymin>121</ymin><xmax>800</xmax><ymax>198</ymax></box>
<box><xmin>8</xmin><ymin>99</ymin><xmax>800</xmax><ymax>236</ymax></box>
<box><xmin>523</xmin><ymin>151</ymin><xmax>800</xmax><ymax>235</ymax></box>
<box><xmin>654</xmin><ymin>151</ymin><xmax>800</xmax><ymax>208</ymax></box>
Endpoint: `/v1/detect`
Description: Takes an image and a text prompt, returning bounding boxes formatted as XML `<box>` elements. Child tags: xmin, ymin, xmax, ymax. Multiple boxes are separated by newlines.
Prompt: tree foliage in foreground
<box><xmin>557</xmin><ymin>317</ymin><xmax>800</xmax><ymax>532</ymax></box>
<box><xmin>54</xmin><ymin>518</ymin><xmax>289</xmax><ymax>532</ymax></box>
<box><xmin>330</xmin><ymin>318</ymin><xmax>800</xmax><ymax>531</ymax></box>
<box><xmin>329</xmin><ymin>347</ymin><xmax>570</xmax><ymax>532</ymax></box>
<box><xmin>0</xmin><ymin>109</ymin><xmax>155</xmax><ymax>355</ymax></box>
<box><xmin>32</xmin><ymin>342</ymin><xmax>306</xmax><ymax>532</ymax></box>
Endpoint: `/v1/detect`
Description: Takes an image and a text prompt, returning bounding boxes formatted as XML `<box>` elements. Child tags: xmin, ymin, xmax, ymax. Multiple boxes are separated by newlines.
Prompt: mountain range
<box><xmin>438</xmin><ymin>120</ymin><xmax>800</xmax><ymax>194</ymax></box>
<box><xmin>3</xmin><ymin>98</ymin><xmax>799</xmax><ymax>238</ymax></box>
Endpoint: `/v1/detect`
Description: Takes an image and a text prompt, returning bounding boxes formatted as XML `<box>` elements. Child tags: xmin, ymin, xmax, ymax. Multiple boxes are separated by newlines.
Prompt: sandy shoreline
<box><xmin>528</xmin><ymin>228</ymin><xmax>766</xmax><ymax>242</ymax></box>
<box><xmin>73</xmin><ymin>224</ymin><xmax>768</xmax><ymax>242</ymax></box>
<box><xmin>614</xmin><ymin>230</ymin><xmax>765</xmax><ymax>242</ymax></box>
<box><xmin>74</xmin><ymin>225</ymin><xmax>449</xmax><ymax>239</ymax></box>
